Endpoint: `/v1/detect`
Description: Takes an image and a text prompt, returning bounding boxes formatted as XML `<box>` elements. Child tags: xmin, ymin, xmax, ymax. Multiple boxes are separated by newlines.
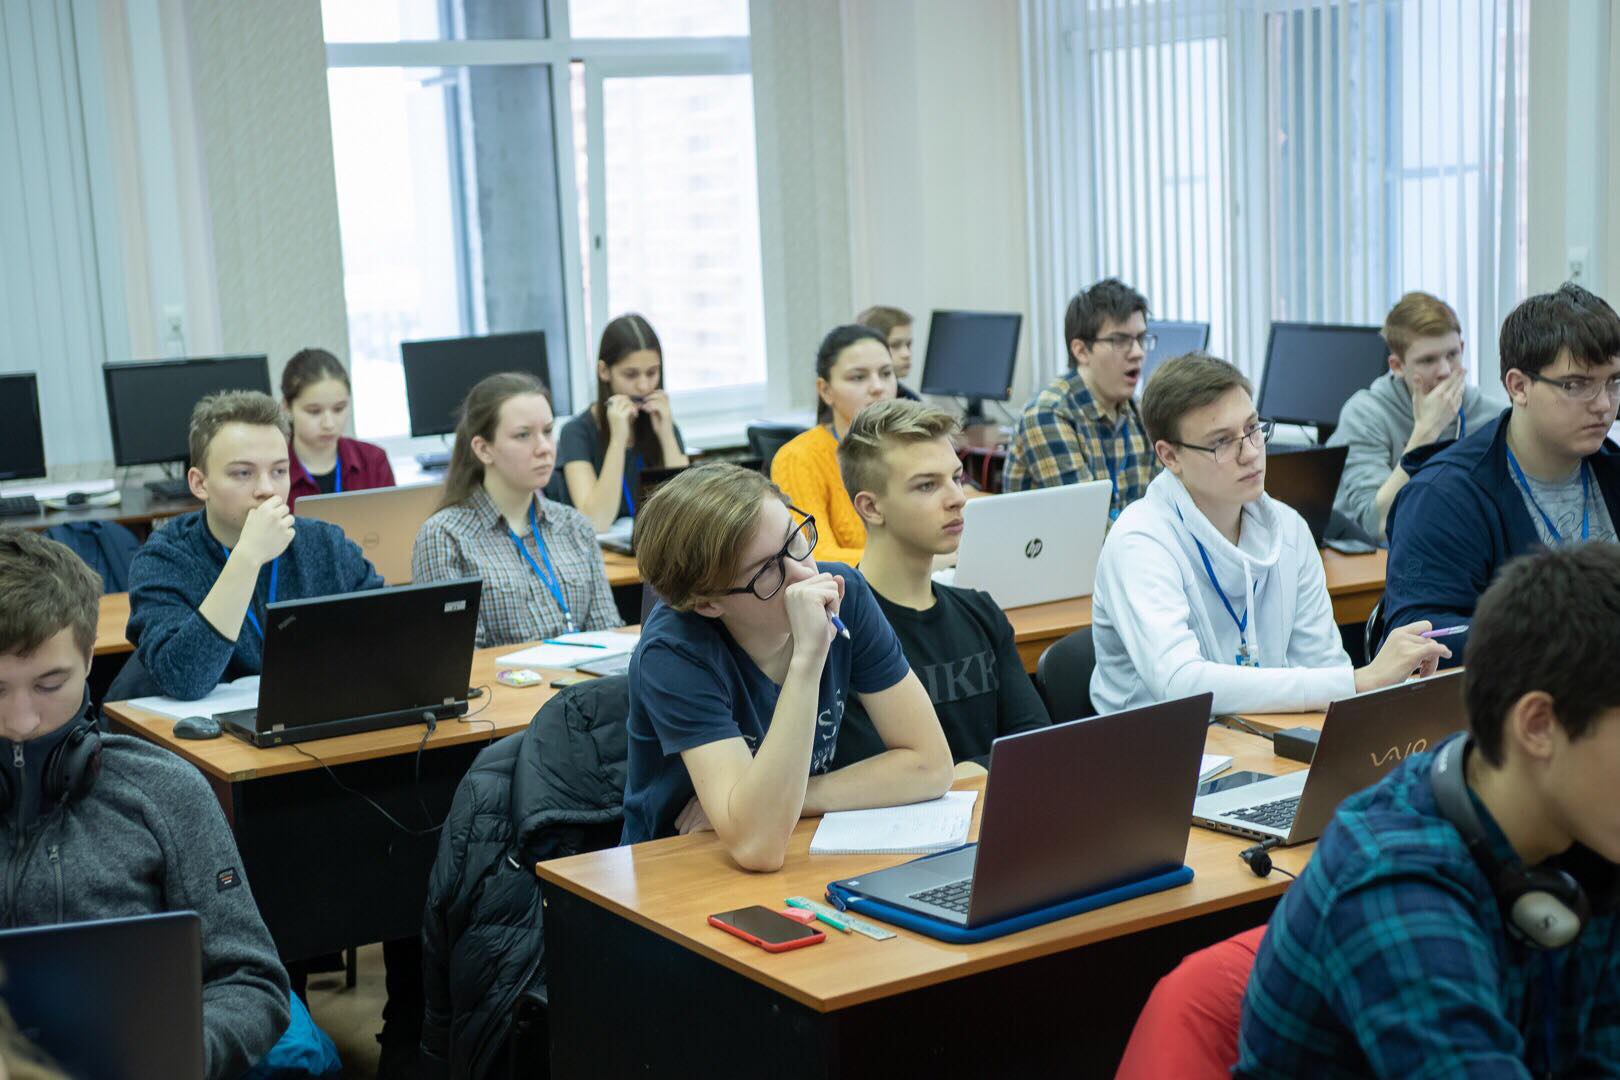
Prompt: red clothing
<box><xmin>1115</xmin><ymin>924</ymin><xmax>1266</xmax><ymax>1080</ymax></box>
<box><xmin>287</xmin><ymin>436</ymin><xmax>396</xmax><ymax>509</ymax></box>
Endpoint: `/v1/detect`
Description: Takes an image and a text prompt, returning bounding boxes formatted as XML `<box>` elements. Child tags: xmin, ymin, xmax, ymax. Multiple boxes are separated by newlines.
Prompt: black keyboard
<box><xmin>909</xmin><ymin>878</ymin><xmax>973</xmax><ymax>915</ymax></box>
<box><xmin>145</xmin><ymin>476</ymin><xmax>193</xmax><ymax>500</ymax></box>
<box><xmin>0</xmin><ymin>494</ymin><xmax>40</xmax><ymax>517</ymax></box>
<box><xmin>1229</xmin><ymin>796</ymin><xmax>1301</xmax><ymax>831</ymax></box>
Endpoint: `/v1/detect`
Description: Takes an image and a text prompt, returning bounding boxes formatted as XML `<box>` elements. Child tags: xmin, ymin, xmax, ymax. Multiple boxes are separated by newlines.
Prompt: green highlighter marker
<box><xmin>785</xmin><ymin>896</ymin><xmax>850</xmax><ymax>933</ymax></box>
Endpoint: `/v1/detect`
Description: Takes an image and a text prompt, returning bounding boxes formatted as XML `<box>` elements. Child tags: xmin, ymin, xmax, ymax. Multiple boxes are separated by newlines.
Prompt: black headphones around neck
<box><xmin>0</xmin><ymin>691</ymin><xmax>103</xmax><ymax>815</ymax></box>
<box><xmin>1429</xmin><ymin>734</ymin><xmax>1591</xmax><ymax>950</ymax></box>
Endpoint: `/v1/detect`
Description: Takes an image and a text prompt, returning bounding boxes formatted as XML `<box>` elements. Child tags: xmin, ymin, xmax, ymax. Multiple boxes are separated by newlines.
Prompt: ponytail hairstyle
<box><xmin>593</xmin><ymin>313</ymin><xmax>667</xmax><ymax>468</ymax></box>
<box><xmin>440</xmin><ymin>371</ymin><xmax>551</xmax><ymax>510</ymax></box>
<box><xmin>280</xmin><ymin>347</ymin><xmax>351</xmax><ymax>405</ymax></box>
<box><xmin>815</xmin><ymin>324</ymin><xmax>889</xmax><ymax>425</ymax></box>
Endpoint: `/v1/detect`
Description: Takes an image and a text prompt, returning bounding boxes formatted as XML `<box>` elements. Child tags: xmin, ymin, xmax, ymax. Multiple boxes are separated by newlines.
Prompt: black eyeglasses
<box><xmin>722</xmin><ymin>509</ymin><xmax>818</xmax><ymax>601</ymax></box>
<box><xmin>1172</xmin><ymin>420</ymin><xmax>1275</xmax><ymax>464</ymax></box>
<box><xmin>1091</xmin><ymin>332</ymin><xmax>1157</xmax><ymax>352</ymax></box>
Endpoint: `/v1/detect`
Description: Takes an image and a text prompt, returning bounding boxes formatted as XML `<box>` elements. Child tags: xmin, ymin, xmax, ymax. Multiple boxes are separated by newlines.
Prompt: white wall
<box><xmin>843</xmin><ymin>0</ymin><xmax>1036</xmax><ymax>409</ymax></box>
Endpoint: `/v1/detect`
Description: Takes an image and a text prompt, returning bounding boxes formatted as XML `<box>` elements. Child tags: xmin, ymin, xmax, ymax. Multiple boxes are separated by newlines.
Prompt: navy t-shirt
<box><xmin>620</xmin><ymin>563</ymin><xmax>911</xmax><ymax>844</ymax></box>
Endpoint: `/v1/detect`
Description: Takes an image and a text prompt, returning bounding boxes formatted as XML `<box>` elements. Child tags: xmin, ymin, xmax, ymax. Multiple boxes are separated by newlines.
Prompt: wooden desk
<box><xmin>103</xmin><ymin>642</ymin><xmax>568</xmax><ymax>960</ymax></box>
<box><xmin>13</xmin><ymin>484</ymin><xmax>200</xmax><ymax>535</ymax></box>
<box><xmin>600</xmin><ymin>548</ymin><xmax>640</xmax><ymax>588</ymax></box>
<box><xmin>1004</xmin><ymin>548</ymin><xmax>1387</xmax><ymax>673</ymax></box>
<box><xmin>537</xmin><ymin>727</ymin><xmax>1309</xmax><ymax>1076</ymax></box>
<box><xmin>1231</xmin><ymin>710</ymin><xmax>1327</xmax><ymax>736</ymax></box>
<box><xmin>95</xmin><ymin>593</ymin><xmax>132</xmax><ymax>656</ymax></box>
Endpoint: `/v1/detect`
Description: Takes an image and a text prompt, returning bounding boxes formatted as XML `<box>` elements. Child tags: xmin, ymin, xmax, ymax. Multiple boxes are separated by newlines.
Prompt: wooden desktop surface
<box><xmin>1005</xmin><ymin>547</ymin><xmax>1387</xmax><ymax>672</ymax></box>
<box><xmin>536</xmin><ymin>725</ymin><xmax>1309</xmax><ymax>1015</ymax></box>
<box><xmin>103</xmin><ymin>641</ymin><xmax>573</xmax><ymax>783</ymax></box>
<box><xmin>600</xmin><ymin>548</ymin><xmax>640</xmax><ymax>588</ymax></box>
<box><xmin>96</xmin><ymin>593</ymin><xmax>132</xmax><ymax>656</ymax></box>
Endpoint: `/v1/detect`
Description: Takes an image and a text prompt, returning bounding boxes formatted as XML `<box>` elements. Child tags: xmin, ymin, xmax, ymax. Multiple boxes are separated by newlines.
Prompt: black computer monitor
<box><xmin>1142</xmin><ymin>320</ymin><xmax>1211</xmax><ymax>386</ymax></box>
<box><xmin>103</xmin><ymin>355</ymin><xmax>272</xmax><ymax>467</ymax></box>
<box><xmin>918</xmin><ymin>310</ymin><xmax>1022</xmax><ymax>420</ymax></box>
<box><xmin>0</xmin><ymin>373</ymin><xmax>46</xmax><ymax>483</ymax></box>
<box><xmin>400</xmin><ymin>331</ymin><xmax>564</xmax><ymax>438</ymax></box>
<box><xmin>1257</xmin><ymin>322</ymin><xmax>1390</xmax><ymax>441</ymax></box>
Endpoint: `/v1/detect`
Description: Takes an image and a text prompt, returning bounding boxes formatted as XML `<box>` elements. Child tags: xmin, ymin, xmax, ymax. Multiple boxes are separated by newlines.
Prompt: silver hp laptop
<box><xmin>1195</xmin><ymin>670</ymin><xmax>1466</xmax><ymax>846</ymax></box>
<box><xmin>830</xmin><ymin>693</ymin><xmax>1212</xmax><ymax>928</ymax></box>
<box><xmin>296</xmin><ymin>481</ymin><xmax>443</xmax><ymax>584</ymax></box>
<box><xmin>0</xmin><ymin>911</ymin><xmax>204</xmax><ymax>1080</ymax></box>
<box><xmin>936</xmin><ymin>479</ymin><xmax>1112</xmax><ymax>608</ymax></box>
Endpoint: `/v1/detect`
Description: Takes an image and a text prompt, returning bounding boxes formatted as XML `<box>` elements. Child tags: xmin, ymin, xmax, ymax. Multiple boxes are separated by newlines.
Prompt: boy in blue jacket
<box><xmin>126</xmin><ymin>390</ymin><xmax>382</xmax><ymax>700</ymax></box>
<box><xmin>1382</xmin><ymin>283</ymin><xmax>1620</xmax><ymax>663</ymax></box>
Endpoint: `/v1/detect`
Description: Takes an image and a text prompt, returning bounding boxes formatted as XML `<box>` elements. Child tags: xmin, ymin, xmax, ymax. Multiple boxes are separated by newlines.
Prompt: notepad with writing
<box><xmin>809</xmin><ymin>791</ymin><xmax>978</xmax><ymax>855</ymax></box>
<box><xmin>496</xmin><ymin>630</ymin><xmax>641</xmax><ymax>670</ymax></box>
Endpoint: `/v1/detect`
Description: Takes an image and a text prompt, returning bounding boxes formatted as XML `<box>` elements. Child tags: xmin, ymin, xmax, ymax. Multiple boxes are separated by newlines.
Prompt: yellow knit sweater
<box><xmin>769</xmin><ymin>425</ymin><xmax>865</xmax><ymax>565</ymax></box>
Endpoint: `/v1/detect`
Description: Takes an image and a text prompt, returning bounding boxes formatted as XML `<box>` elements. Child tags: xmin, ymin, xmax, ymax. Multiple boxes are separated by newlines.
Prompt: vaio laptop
<box><xmin>295</xmin><ymin>482</ymin><xmax>444</xmax><ymax>584</ymax></box>
<box><xmin>830</xmin><ymin>693</ymin><xmax>1212</xmax><ymax>928</ymax></box>
<box><xmin>0</xmin><ymin>911</ymin><xmax>204</xmax><ymax>1080</ymax></box>
<box><xmin>1264</xmin><ymin>445</ymin><xmax>1348</xmax><ymax>547</ymax></box>
<box><xmin>936</xmin><ymin>480</ymin><xmax>1113</xmax><ymax>608</ymax></box>
<box><xmin>1194</xmin><ymin>670</ymin><xmax>1466</xmax><ymax>846</ymax></box>
<box><xmin>218</xmin><ymin>578</ymin><xmax>482</xmax><ymax>747</ymax></box>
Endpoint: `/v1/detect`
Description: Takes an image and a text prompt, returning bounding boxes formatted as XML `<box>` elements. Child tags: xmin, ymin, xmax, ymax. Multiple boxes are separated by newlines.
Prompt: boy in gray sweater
<box><xmin>1327</xmin><ymin>292</ymin><xmax>1498</xmax><ymax>541</ymax></box>
<box><xmin>0</xmin><ymin>529</ymin><xmax>289</xmax><ymax>1080</ymax></box>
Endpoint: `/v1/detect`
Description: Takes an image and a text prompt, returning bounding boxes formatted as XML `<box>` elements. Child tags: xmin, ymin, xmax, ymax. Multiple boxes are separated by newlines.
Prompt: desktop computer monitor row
<box><xmin>0</xmin><ymin>333</ymin><xmax>565</xmax><ymax>484</ymax></box>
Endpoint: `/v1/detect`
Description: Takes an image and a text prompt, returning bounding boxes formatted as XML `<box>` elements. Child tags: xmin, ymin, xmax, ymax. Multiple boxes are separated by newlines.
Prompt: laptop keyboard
<box><xmin>909</xmin><ymin>878</ymin><xmax>973</xmax><ymax>915</ymax></box>
<box><xmin>1228</xmin><ymin>796</ymin><xmax>1300</xmax><ymax>831</ymax></box>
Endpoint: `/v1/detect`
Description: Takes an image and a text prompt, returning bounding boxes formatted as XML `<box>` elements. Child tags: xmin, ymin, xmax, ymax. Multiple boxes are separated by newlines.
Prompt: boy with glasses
<box><xmin>1004</xmin><ymin>278</ymin><xmax>1160</xmax><ymax>519</ymax></box>
<box><xmin>1090</xmin><ymin>354</ymin><xmax>1447</xmax><ymax>716</ymax></box>
<box><xmin>1383</xmin><ymin>283</ymin><xmax>1620</xmax><ymax>664</ymax></box>
<box><xmin>619</xmin><ymin>464</ymin><xmax>953</xmax><ymax>869</ymax></box>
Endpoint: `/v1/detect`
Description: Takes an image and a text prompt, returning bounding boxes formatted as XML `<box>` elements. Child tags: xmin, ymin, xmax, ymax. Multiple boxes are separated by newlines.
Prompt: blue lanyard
<box><xmin>221</xmin><ymin>544</ymin><xmax>279</xmax><ymax>640</ymax></box>
<box><xmin>1456</xmin><ymin>408</ymin><xmax>1466</xmax><ymax>441</ymax></box>
<box><xmin>620</xmin><ymin>453</ymin><xmax>644</xmax><ymax>517</ymax></box>
<box><xmin>1507</xmin><ymin>447</ymin><xmax>1589</xmax><ymax>544</ymax></box>
<box><xmin>333</xmin><ymin>459</ymin><xmax>343</xmax><ymax>493</ymax></box>
<box><xmin>1174</xmin><ymin>507</ymin><xmax>1253</xmax><ymax>665</ymax></box>
<box><xmin>1097</xmin><ymin>412</ymin><xmax>1129</xmax><ymax>521</ymax></box>
<box><xmin>508</xmin><ymin>499</ymin><xmax>575</xmax><ymax>633</ymax></box>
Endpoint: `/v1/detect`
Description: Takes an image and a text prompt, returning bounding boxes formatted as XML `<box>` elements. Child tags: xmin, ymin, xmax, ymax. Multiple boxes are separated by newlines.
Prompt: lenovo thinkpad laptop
<box><xmin>830</xmin><ymin>693</ymin><xmax>1211</xmax><ymax>928</ymax></box>
<box><xmin>1194</xmin><ymin>670</ymin><xmax>1466</xmax><ymax>846</ymax></box>
<box><xmin>598</xmin><ymin>458</ymin><xmax>765</xmax><ymax>556</ymax></box>
<box><xmin>0</xmin><ymin>911</ymin><xmax>204</xmax><ymax>1080</ymax></box>
<box><xmin>1264</xmin><ymin>444</ymin><xmax>1348</xmax><ymax>548</ymax></box>
<box><xmin>295</xmin><ymin>481</ymin><xmax>443</xmax><ymax>584</ymax></box>
<box><xmin>935</xmin><ymin>479</ymin><xmax>1112</xmax><ymax>608</ymax></box>
<box><xmin>218</xmin><ymin>577</ymin><xmax>482</xmax><ymax>747</ymax></box>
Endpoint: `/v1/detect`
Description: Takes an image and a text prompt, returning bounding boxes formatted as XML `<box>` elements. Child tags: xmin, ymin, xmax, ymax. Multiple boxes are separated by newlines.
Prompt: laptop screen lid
<box><xmin>1286</xmin><ymin>669</ymin><xmax>1467</xmax><ymax>842</ymax></box>
<box><xmin>295</xmin><ymin>482</ymin><xmax>444</xmax><ymax>584</ymax></box>
<box><xmin>0</xmin><ymin>911</ymin><xmax>204</xmax><ymax>1080</ymax></box>
<box><xmin>256</xmin><ymin>577</ymin><xmax>482</xmax><ymax>733</ymax></box>
<box><xmin>965</xmin><ymin>692</ymin><xmax>1212</xmax><ymax>925</ymax></box>
<box><xmin>1263</xmin><ymin>445</ymin><xmax>1347</xmax><ymax>548</ymax></box>
<box><xmin>952</xmin><ymin>480</ymin><xmax>1112</xmax><ymax>608</ymax></box>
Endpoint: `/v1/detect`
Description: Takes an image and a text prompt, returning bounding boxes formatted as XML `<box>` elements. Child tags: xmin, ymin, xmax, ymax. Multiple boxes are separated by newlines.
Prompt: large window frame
<box><xmin>324</xmin><ymin>1</ymin><xmax>761</xmax><ymax>445</ymax></box>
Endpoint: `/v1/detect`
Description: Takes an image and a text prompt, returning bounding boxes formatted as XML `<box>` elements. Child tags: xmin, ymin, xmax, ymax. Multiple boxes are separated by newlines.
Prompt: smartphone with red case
<box><xmin>709</xmin><ymin>905</ymin><xmax>827</xmax><ymax>953</ymax></box>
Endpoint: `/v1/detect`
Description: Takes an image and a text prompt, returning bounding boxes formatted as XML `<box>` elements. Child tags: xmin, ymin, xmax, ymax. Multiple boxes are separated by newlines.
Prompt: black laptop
<box><xmin>1265</xmin><ymin>444</ymin><xmax>1348</xmax><ymax>547</ymax></box>
<box><xmin>218</xmin><ymin>577</ymin><xmax>482</xmax><ymax>747</ymax></box>
<box><xmin>0</xmin><ymin>911</ymin><xmax>204</xmax><ymax>1080</ymax></box>
<box><xmin>830</xmin><ymin>694</ymin><xmax>1211</xmax><ymax>928</ymax></box>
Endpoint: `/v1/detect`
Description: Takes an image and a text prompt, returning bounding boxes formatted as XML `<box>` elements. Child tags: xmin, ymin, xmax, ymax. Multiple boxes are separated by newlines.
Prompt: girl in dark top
<box><xmin>558</xmin><ymin>314</ymin><xmax>689</xmax><ymax>530</ymax></box>
<box><xmin>280</xmin><ymin>347</ymin><xmax>395</xmax><ymax>509</ymax></box>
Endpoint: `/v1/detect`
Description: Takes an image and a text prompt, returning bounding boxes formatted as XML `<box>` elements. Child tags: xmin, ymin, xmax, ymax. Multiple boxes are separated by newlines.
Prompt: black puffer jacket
<box><xmin>420</xmin><ymin>677</ymin><xmax>629</xmax><ymax>1079</ymax></box>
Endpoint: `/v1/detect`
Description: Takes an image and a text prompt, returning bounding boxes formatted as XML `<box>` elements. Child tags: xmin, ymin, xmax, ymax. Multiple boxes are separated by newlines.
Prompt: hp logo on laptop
<box><xmin>1024</xmin><ymin>538</ymin><xmax>1043</xmax><ymax>559</ymax></box>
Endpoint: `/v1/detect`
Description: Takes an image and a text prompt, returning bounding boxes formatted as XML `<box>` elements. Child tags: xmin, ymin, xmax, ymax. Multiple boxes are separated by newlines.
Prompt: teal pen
<box><xmin>785</xmin><ymin>897</ymin><xmax>850</xmax><ymax>933</ymax></box>
<box><xmin>543</xmin><ymin>639</ymin><xmax>607</xmax><ymax>648</ymax></box>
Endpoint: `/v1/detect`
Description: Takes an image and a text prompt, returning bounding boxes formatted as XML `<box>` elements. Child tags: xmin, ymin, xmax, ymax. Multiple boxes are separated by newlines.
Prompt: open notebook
<box><xmin>126</xmin><ymin>677</ymin><xmax>260</xmax><ymax>723</ymax></box>
<box><xmin>809</xmin><ymin>792</ymin><xmax>978</xmax><ymax>856</ymax></box>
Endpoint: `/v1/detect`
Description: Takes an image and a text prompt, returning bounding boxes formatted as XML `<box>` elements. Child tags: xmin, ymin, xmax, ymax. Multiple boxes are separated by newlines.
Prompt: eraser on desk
<box><xmin>779</xmin><ymin>908</ymin><xmax>818</xmax><ymax>924</ymax></box>
<box><xmin>496</xmin><ymin>668</ymin><xmax>546</xmax><ymax>688</ymax></box>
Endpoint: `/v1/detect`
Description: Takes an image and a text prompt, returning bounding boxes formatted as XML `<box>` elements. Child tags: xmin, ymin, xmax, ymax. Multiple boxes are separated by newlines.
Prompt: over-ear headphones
<box><xmin>1430</xmin><ymin>734</ymin><xmax>1589</xmax><ymax>950</ymax></box>
<box><xmin>0</xmin><ymin>691</ymin><xmax>103</xmax><ymax>814</ymax></box>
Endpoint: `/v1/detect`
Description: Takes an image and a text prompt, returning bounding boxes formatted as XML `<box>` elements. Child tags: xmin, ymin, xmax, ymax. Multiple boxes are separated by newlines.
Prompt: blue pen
<box><xmin>543</xmin><ymin>638</ymin><xmax>607</xmax><ymax>648</ymax></box>
<box><xmin>1420</xmin><ymin>625</ymin><xmax>1469</xmax><ymax>639</ymax></box>
<box><xmin>829</xmin><ymin>614</ymin><xmax>852</xmax><ymax>640</ymax></box>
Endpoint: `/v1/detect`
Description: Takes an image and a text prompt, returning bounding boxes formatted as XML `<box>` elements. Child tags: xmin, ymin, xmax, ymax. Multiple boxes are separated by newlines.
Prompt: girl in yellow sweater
<box><xmin>770</xmin><ymin>325</ymin><xmax>898</xmax><ymax>564</ymax></box>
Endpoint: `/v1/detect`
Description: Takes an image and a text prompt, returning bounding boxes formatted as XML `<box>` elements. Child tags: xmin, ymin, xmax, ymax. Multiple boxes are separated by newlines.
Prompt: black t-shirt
<box><xmin>831</xmin><ymin>581</ymin><xmax>1050</xmax><ymax>769</ymax></box>
<box><xmin>557</xmin><ymin>409</ymin><xmax>685</xmax><ymax>518</ymax></box>
<box><xmin>310</xmin><ymin>468</ymin><xmax>337</xmax><ymax>495</ymax></box>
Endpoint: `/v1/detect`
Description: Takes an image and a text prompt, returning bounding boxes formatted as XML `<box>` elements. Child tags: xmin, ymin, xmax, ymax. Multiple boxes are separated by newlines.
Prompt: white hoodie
<box><xmin>1088</xmin><ymin>470</ymin><xmax>1356</xmax><ymax>716</ymax></box>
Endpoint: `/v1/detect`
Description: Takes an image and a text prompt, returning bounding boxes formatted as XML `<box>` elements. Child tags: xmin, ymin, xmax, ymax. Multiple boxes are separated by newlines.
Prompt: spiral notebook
<box><xmin>809</xmin><ymin>791</ymin><xmax>978</xmax><ymax>855</ymax></box>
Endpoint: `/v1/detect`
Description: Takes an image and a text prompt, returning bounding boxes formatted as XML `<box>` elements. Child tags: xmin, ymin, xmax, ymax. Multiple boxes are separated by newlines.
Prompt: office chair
<box><xmin>1035</xmin><ymin>627</ymin><xmax>1097</xmax><ymax>724</ymax></box>
<box><xmin>746</xmin><ymin>422</ymin><xmax>807</xmax><ymax>475</ymax></box>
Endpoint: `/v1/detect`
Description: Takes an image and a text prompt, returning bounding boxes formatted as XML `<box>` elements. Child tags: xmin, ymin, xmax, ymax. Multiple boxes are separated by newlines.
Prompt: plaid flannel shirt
<box><xmin>410</xmin><ymin>486</ymin><xmax>623</xmax><ymax>647</ymax></box>
<box><xmin>1002</xmin><ymin>371</ymin><xmax>1157</xmax><ymax>518</ymax></box>
<box><xmin>1236</xmin><ymin>734</ymin><xmax>1620</xmax><ymax>1078</ymax></box>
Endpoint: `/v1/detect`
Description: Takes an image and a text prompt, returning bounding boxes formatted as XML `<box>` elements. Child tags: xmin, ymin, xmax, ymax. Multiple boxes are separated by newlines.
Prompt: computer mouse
<box><xmin>173</xmin><ymin>716</ymin><xmax>222</xmax><ymax>740</ymax></box>
<box><xmin>65</xmin><ymin>491</ymin><xmax>87</xmax><ymax>506</ymax></box>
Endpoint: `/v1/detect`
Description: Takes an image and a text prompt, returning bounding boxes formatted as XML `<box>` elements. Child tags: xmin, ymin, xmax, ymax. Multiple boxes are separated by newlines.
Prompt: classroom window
<box><xmin>321</xmin><ymin>0</ymin><xmax>549</xmax><ymax>42</ymax></box>
<box><xmin>567</xmin><ymin>0</ymin><xmax>747</xmax><ymax>39</ymax></box>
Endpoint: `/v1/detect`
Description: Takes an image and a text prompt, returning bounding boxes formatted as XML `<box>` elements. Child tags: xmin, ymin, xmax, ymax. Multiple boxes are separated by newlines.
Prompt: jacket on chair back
<box><xmin>420</xmin><ymin>676</ymin><xmax>629</xmax><ymax>1080</ymax></box>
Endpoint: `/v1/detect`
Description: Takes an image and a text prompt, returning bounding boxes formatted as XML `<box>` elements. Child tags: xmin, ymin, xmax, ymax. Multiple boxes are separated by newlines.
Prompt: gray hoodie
<box><xmin>1326</xmin><ymin>372</ymin><xmax>1500</xmax><ymax>540</ymax></box>
<box><xmin>1</xmin><ymin>727</ymin><xmax>289</xmax><ymax>1080</ymax></box>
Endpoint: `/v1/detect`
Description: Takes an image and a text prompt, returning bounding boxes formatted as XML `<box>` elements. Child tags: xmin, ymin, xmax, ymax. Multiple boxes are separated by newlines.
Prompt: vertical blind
<box><xmin>1021</xmin><ymin>0</ymin><xmax>1528</xmax><ymax>386</ymax></box>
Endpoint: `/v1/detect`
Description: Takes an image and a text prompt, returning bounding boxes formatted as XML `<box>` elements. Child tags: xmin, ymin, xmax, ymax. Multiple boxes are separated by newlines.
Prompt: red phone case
<box><xmin>708</xmin><ymin>912</ymin><xmax>826</xmax><ymax>953</ymax></box>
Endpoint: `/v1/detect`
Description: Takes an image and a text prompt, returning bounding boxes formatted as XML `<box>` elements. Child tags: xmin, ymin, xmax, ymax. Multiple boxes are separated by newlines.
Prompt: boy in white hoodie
<box><xmin>1090</xmin><ymin>353</ymin><xmax>1449</xmax><ymax>716</ymax></box>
